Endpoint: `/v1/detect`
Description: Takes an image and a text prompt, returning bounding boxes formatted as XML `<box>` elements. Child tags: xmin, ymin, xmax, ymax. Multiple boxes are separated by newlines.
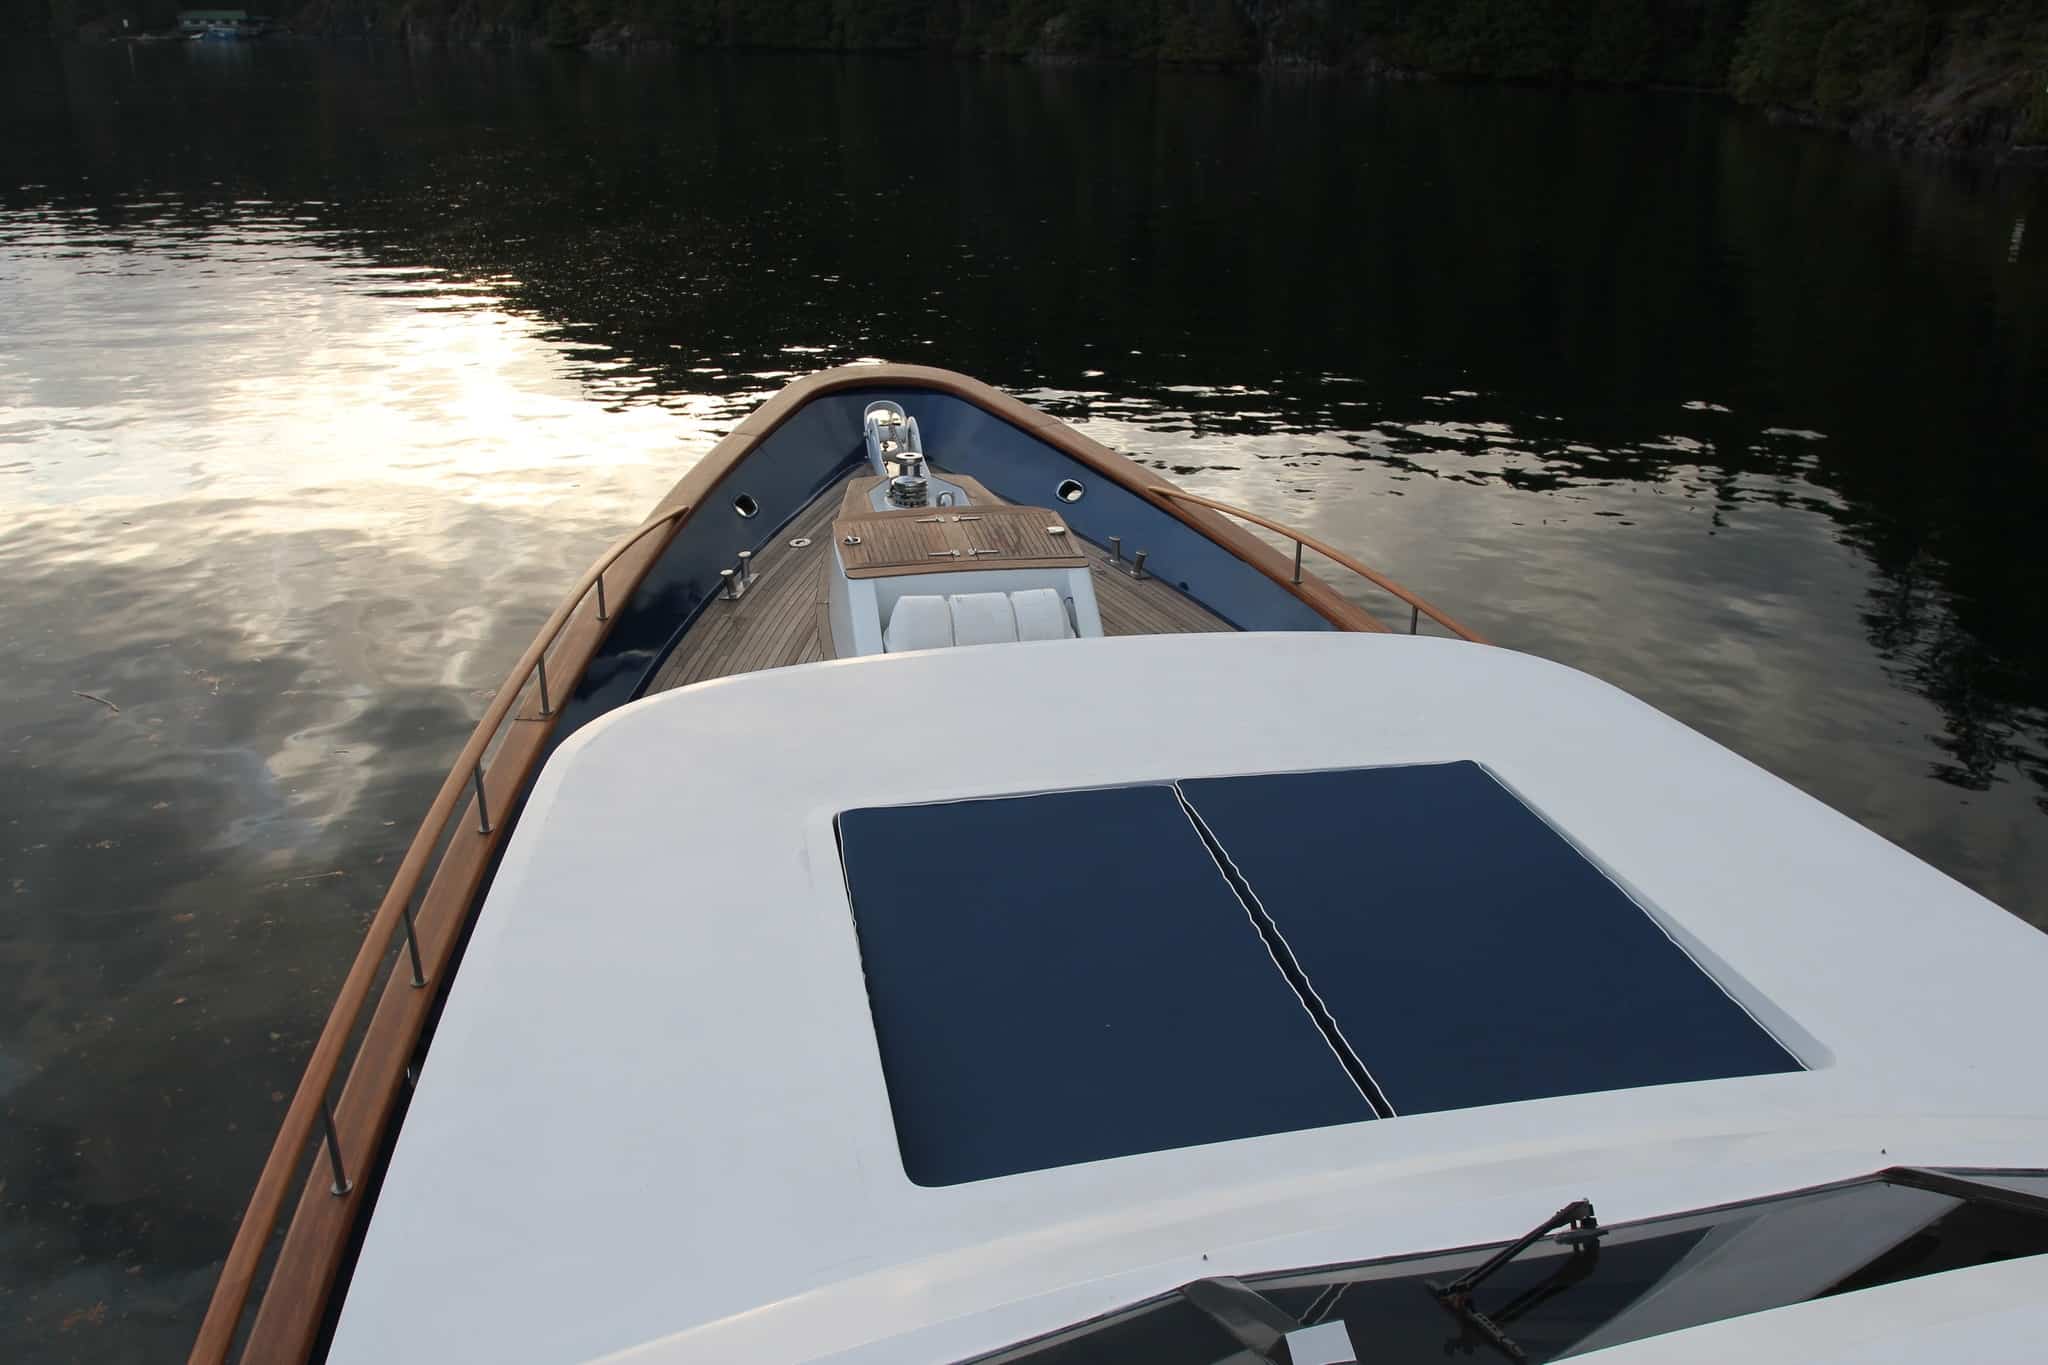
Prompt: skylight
<box><xmin>839</xmin><ymin>763</ymin><xmax>1800</xmax><ymax>1186</ymax></box>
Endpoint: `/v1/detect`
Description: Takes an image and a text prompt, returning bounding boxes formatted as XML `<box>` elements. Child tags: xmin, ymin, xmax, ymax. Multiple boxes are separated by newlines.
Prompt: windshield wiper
<box><xmin>1427</xmin><ymin>1199</ymin><xmax>1604</xmax><ymax>1361</ymax></box>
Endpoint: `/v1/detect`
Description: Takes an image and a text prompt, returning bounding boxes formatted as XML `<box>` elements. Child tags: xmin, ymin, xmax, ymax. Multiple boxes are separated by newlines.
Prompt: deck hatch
<box><xmin>837</xmin><ymin>785</ymin><xmax>1375</xmax><ymax>1187</ymax></box>
<box><xmin>1178</xmin><ymin>762</ymin><xmax>1803</xmax><ymax>1116</ymax></box>
<box><xmin>841</xmin><ymin>763</ymin><xmax>1799</xmax><ymax>1186</ymax></box>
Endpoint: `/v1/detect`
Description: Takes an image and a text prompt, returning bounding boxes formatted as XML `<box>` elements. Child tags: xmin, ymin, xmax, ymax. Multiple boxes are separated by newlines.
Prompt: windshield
<box><xmin>965</xmin><ymin>1168</ymin><xmax>2048</xmax><ymax>1364</ymax></box>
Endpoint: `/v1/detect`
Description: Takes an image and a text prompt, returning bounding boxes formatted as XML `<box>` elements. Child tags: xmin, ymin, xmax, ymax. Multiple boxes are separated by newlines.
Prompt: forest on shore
<box><xmin>15</xmin><ymin>0</ymin><xmax>2048</xmax><ymax>152</ymax></box>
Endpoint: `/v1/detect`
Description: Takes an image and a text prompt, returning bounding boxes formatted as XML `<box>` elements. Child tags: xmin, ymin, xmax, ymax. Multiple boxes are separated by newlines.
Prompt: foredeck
<box><xmin>645</xmin><ymin>471</ymin><xmax>1230</xmax><ymax>693</ymax></box>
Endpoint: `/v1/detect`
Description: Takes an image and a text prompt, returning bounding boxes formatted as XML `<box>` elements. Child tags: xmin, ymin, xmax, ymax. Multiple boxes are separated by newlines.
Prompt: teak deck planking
<box><xmin>647</xmin><ymin>473</ymin><xmax>1230</xmax><ymax>693</ymax></box>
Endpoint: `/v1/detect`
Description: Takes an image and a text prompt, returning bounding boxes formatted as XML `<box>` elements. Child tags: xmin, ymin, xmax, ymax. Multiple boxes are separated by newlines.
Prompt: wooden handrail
<box><xmin>1145</xmin><ymin>487</ymin><xmax>1488</xmax><ymax>645</ymax></box>
<box><xmin>190</xmin><ymin>366</ymin><xmax>1480</xmax><ymax>1363</ymax></box>
<box><xmin>189</xmin><ymin>505</ymin><xmax>690</xmax><ymax>1364</ymax></box>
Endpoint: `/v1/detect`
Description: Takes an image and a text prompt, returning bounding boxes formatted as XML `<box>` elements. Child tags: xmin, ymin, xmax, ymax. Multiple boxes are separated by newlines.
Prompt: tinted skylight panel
<box><xmin>1178</xmin><ymin>762</ymin><xmax>1801</xmax><ymax>1116</ymax></box>
<box><xmin>839</xmin><ymin>784</ymin><xmax>1374</xmax><ymax>1187</ymax></box>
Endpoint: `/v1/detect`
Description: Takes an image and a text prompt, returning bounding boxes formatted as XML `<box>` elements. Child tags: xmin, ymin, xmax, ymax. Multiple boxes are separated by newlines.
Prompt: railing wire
<box><xmin>1145</xmin><ymin>486</ymin><xmax>1487</xmax><ymax>644</ymax></box>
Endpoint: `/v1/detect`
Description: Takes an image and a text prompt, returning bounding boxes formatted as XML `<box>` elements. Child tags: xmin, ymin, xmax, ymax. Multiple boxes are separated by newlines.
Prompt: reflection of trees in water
<box><xmin>6</xmin><ymin>46</ymin><xmax>2048</xmax><ymax>1356</ymax></box>
<box><xmin>1706</xmin><ymin>107</ymin><xmax>2048</xmax><ymax>804</ymax></box>
<box><xmin>1851</xmin><ymin>526</ymin><xmax>2048</xmax><ymax>808</ymax></box>
<box><xmin>14</xmin><ymin>40</ymin><xmax>2048</xmax><ymax>804</ymax></box>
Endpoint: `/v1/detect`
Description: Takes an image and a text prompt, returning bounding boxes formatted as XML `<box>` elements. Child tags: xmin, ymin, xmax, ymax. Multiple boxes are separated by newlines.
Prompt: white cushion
<box><xmin>883</xmin><ymin>595</ymin><xmax>953</xmax><ymax>653</ymax></box>
<box><xmin>946</xmin><ymin>593</ymin><xmax>1019</xmax><ymax>647</ymax></box>
<box><xmin>1009</xmin><ymin>588</ymin><xmax>1074</xmax><ymax>642</ymax></box>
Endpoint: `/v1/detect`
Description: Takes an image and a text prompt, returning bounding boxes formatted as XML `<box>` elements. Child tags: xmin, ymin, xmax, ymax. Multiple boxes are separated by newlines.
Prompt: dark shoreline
<box><xmin>83</xmin><ymin>22</ymin><xmax>2047</xmax><ymax>169</ymax></box>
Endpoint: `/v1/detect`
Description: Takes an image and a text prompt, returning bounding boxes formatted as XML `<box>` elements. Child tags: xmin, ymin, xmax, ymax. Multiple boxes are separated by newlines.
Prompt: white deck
<box><xmin>326</xmin><ymin>633</ymin><xmax>2048</xmax><ymax>1365</ymax></box>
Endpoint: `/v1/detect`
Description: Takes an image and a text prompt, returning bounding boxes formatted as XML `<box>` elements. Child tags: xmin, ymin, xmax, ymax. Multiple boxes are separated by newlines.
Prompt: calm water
<box><xmin>4</xmin><ymin>41</ymin><xmax>2047</xmax><ymax>1360</ymax></box>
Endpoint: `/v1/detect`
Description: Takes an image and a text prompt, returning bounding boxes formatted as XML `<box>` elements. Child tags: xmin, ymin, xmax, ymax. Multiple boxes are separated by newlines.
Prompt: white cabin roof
<box><xmin>326</xmin><ymin>633</ymin><xmax>2048</xmax><ymax>1365</ymax></box>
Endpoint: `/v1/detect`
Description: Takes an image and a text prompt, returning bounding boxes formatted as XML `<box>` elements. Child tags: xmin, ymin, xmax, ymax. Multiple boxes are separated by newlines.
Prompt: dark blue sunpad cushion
<box><xmin>1177</xmin><ymin>762</ymin><xmax>1800</xmax><ymax>1116</ymax></box>
<box><xmin>838</xmin><ymin>784</ymin><xmax>1374</xmax><ymax>1186</ymax></box>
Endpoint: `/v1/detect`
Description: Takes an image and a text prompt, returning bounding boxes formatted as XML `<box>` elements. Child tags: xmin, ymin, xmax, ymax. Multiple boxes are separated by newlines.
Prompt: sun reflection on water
<box><xmin>0</xmin><ymin>209</ymin><xmax>743</xmax><ymax>522</ymax></box>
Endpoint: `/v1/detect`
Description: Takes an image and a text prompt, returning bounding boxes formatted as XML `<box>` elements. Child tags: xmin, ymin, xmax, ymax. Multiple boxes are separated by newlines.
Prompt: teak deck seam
<box><xmin>648</xmin><ymin>473</ymin><xmax>1230</xmax><ymax>693</ymax></box>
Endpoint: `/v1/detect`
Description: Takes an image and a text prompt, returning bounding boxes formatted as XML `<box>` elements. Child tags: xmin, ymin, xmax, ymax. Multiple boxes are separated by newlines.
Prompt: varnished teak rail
<box><xmin>1145</xmin><ymin>486</ymin><xmax>1488</xmax><ymax>644</ymax></box>
<box><xmin>190</xmin><ymin>365</ymin><xmax>1479</xmax><ymax>1364</ymax></box>
<box><xmin>189</xmin><ymin>507</ymin><xmax>688</xmax><ymax>1363</ymax></box>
